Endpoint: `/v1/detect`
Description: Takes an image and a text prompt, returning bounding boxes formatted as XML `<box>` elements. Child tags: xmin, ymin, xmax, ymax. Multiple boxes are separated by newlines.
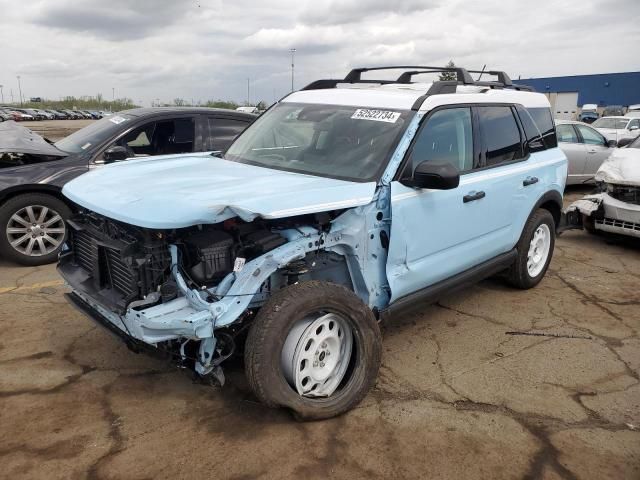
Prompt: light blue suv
<box><xmin>58</xmin><ymin>66</ymin><xmax>567</xmax><ymax>419</ymax></box>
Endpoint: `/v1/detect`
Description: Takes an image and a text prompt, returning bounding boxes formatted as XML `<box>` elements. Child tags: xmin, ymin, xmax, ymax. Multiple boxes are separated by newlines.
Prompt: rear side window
<box><xmin>575</xmin><ymin>124</ymin><xmax>606</xmax><ymax>145</ymax></box>
<box><xmin>477</xmin><ymin>106</ymin><xmax>523</xmax><ymax>166</ymax></box>
<box><xmin>527</xmin><ymin>107</ymin><xmax>557</xmax><ymax>148</ymax></box>
<box><xmin>207</xmin><ymin>117</ymin><xmax>250</xmax><ymax>151</ymax></box>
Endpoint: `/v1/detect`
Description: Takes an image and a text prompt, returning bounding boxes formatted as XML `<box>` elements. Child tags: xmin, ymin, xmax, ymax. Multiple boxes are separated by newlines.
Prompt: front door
<box><xmin>574</xmin><ymin>124</ymin><xmax>611</xmax><ymax>177</ymax></box>
<box><xmin>386</xmin><ymin>105</ymin><xmax>525</xmax><ymax>302</ymax></box>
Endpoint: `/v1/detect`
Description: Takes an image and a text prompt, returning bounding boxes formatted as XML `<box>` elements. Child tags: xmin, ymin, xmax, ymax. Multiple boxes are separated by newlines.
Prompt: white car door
<box><xmin>574</xmin><ymin>124</ymin><xmax>613</xmax><ymax>178</ymax></box>
<box><xmin>557</xmin><ymin>124</ymin><xmax>587</xmax><ymax>184</ymax></box>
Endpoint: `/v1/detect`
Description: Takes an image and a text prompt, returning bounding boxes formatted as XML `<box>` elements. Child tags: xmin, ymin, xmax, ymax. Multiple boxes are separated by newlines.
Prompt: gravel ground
<box><xmin>0</xmin><ymin>130</ymin><xmax>638</xmax><ymax>479</ymax></box>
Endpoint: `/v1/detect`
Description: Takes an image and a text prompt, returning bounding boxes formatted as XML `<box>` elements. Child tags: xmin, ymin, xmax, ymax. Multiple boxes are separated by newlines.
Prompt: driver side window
<box><xmin>575</xmin><ymin>124</ymin><xmax>605</xmax><ymax>145</ymax></box>
<box><xmin>407</xmin><ymin>108</ymin><xmax>474</xmax><ymax>173</ymax></box>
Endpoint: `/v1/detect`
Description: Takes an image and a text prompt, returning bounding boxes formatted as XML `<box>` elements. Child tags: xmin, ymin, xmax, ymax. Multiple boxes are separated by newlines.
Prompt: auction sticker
<box><xmin>351</xmin><ymin>109</ymin><xmax>400</xmax><ymax>123</ymax></box>
<box><xmin>109</xmin><ymin>115</ymin><xmax>128</xmax><ymax>125</ymax></box>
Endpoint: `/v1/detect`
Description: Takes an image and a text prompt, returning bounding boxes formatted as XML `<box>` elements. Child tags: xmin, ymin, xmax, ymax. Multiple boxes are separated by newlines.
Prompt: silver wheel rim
<box><xmin>281</xmin><ymin>312</ymin><xmax>353</xmax><ymax>398</ymax></box>
<box><xmin>527</xmin><ymin>223</ymin><xmax>551</xmax><ymax>277</ymax></box>
<box><xmin>6</xmin><ymin>205</ymin><xmax>65</xmax><ymax>257</ymax></box>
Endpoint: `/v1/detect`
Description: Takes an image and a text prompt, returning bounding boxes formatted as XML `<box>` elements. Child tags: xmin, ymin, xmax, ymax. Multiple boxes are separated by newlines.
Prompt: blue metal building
<box><xmin>517</xmin><ymin>72</ymin><xmax>640</xmax><ymax>107</ymax></box>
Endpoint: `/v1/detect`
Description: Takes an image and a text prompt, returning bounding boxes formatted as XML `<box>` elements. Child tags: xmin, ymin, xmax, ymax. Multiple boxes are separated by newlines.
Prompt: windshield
<box><xmin>54</xmin><ymin>114</ymin><xmax>133</xmax><ymax>153</ymax></box>
<box><xmin>224</xmin><ymin>102</ymin><xmax>413</xmax><ymax>182</ymax></box>
<box><xmin>593</xmin><ymin>118</ymin><xmax>629</xmax><ymax>129</ymax></box>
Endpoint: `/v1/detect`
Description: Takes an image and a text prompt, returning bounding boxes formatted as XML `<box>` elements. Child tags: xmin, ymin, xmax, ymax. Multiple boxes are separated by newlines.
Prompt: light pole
<box><xmin>247</xmin><ymin>78</ymin><xmax>250</xmax><ymax>105</ymax></box>
<box><xmin>16</xmin><ymin>75</ymin><xmax>23</xmax><ymax>106</ymax></box>
<box><xmin>290</xmin><ymin>48</ymin><xmax>296</xmax><ymax>92</ymax></box>
<box><xmin>0</xmin><ymin>85</ymin><xmax>3</xmax><ymax>103</ymax></box>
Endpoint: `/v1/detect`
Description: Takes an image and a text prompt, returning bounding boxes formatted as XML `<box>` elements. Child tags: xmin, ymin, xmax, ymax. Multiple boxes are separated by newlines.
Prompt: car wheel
<box><xmin>244</xmin><ymin>280</ymin><xmax>382</xmax><ymax>420</ymax></box>
<box><xmin>0</xmin><ymin>193</ymin><xmax>71</xmax><ymax>266</ymax></box>
<box><xmin>506</xmin><ymin>209</ymin><xmax>555</xmax><ymax>289</ymax></box>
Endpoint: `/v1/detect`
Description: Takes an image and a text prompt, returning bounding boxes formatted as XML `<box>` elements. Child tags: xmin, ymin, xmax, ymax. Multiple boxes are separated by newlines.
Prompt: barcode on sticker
<box><xmin>351</xmin><ymin>109</ymin><xmax>401</xmax><ymax>123</ymax></box>
<box><xmin>233</xmin><ymin>257</ymin><xmax>246</xmax><ymax>272</ymax></box>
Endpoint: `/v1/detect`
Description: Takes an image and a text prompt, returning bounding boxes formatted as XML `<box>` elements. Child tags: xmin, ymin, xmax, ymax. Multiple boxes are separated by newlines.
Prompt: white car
<box><xmin>556</xmin><ymin>120</ymin><xmax>615</xmax><ymax>185</ymax></box>
<box><xmin>567</xmin><ymin>135</ymin><xmax>640</xmax><ymax>238</ymax></box>
<box><xmin>592</xmin><ymin>116</ymin><xmax>640</xmax><ymax>143</ymax></box>
<box><xmin>625</xmin><ymin>104</ymin><xmax>640</xmax><ymax>118</ymax></box>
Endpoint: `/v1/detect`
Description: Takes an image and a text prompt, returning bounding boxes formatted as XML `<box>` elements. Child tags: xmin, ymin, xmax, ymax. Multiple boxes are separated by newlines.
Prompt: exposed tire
<box><xmin>582</xmin><ymin>214</ymin><xmax>597</xmax><ymax>234</ymax></box>
<box><xmin>244</xmin><ymin>280</ymin><xmax>382</xmax><ymax>420</ymax></box>
<box><xmin>0</xmin><ymin>193</ymin><xmax>71</xmax><ymax>266</ymax></box>
<box><xmin>506</xmin><ymin>208</ymin><xmax>555</xmax><ymax>289</ymax></box>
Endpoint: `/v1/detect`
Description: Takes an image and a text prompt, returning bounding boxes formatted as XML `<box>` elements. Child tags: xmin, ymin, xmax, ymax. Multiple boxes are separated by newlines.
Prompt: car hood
<box><xmin>595</xmin><ymin>148</ymin><xmax>640</xmax><ymax>186</ymax></box>
<box><xmin>0</xmin><ymin>121</ymin><xmax>67</xmax><ymax>157</ymax></box>
<box><xmin>62</xmin><ymin>154</ymin><xmax>377</xmax><ymax>228</ymax></box>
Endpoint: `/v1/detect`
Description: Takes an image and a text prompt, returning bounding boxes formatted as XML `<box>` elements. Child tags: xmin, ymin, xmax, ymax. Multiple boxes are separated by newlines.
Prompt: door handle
<box><xmin>523</xmin><ymin>176</ymin><xmax>539</xmax><ymax>187</ymax></box>
<box><xmin>587</xmin><ymin>149</ymin><xmax>597</xmax><ymax>154</ymax></box>
<box><xmin>463</xmin><ymin>191</ymin><xmax>486</xmax><ymax>203</ymax></box>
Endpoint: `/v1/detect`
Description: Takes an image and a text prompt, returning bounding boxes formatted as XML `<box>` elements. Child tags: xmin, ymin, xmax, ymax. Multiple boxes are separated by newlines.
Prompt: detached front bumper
<box><xmin>565</xmin><ymin>192</ymin><xmax>640</xmax><ymax>238</ymax></box>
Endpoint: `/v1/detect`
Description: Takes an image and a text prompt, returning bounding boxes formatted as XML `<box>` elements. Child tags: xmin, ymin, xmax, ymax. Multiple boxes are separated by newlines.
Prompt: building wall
<box><xmin>517</xmin><ymin>72</ymin><xmax>640</xmax><ymax>107</ymax></box>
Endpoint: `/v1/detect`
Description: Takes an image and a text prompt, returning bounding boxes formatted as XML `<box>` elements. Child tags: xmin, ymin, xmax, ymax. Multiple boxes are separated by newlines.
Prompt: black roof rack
<box><xmin>300</xmin><ymin>65</ymin><xmax>536</xmax><ymax>98</ymax></box>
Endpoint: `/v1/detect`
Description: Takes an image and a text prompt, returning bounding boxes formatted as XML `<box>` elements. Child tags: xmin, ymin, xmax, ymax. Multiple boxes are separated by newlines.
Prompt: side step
<box><xmin>380</xmin><ymin>249</ymin><xmax>517</xmax><ymax>320</ymax></box>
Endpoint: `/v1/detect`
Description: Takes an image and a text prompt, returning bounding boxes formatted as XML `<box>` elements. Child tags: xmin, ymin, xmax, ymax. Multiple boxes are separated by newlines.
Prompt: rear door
<box><xmin>386</xmin><ymin>105</ymin><xmax>523</xmax><ymax>301</ymax></box>
<box><xmin>557</xmin><ymin>123</ymin><xmax>587</xmax><ymax>180</ymax></box>
<box><xmin>204</xmin><ymin>116</ymin><xmax>253</xmax><ymax>152</ymax></box>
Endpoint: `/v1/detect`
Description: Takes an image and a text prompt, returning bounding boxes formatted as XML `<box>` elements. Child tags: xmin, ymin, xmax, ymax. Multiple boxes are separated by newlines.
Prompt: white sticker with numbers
<box><xmin>233</xmin><ymin>257</ymin><xmax>246</xmax><ymax>272</ymax></box>
<box><xmin>351</xmin><ymin>109</ymin><xmax>401</xmax><ymax>123</ymax></box>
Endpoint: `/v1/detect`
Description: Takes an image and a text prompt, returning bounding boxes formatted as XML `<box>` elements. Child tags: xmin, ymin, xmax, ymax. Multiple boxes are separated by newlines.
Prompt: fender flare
<box><xmin>525</xmin><ymin>190</ymin><xmax>564</xmax><ymax>235</ymax></box>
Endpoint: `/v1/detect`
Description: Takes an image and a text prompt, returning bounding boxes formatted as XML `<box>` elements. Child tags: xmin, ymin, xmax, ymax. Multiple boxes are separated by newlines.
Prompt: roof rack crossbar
<box><xmin>344</xmin><ymin>65</ymin><xmax>475</xmax><ymax>85</ymax></box>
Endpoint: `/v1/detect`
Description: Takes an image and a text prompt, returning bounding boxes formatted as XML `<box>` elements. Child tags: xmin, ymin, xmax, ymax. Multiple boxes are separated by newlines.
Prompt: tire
<box><xmin>244</xmin><ymin>280</ymin><xmax>382</xmax><ymax>420</ymax></box>
<box><xmin>0</xmin><ymin>193</ymin><xmax>71</xmax><ymax>266</ymax></box>
<box><xmin>582</xmin><ymin>214</ymin><xmax>597</xmax><ymax>234</ymax></box>
<box><xmin>506</xmin><ymin>208</ymin><xmax>555</xmax><ymax>289</ymax></box>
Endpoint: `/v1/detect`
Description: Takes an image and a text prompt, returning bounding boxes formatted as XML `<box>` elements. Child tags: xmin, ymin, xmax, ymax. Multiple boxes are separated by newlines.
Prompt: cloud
<box><xmin>0</xmin><ymin>0</ymin><xmax>637</xmax><ymax>105</ymax></box>
<box><xmin>32</xmin><ymin>0</ymin><xmax>189</xmax><ymax>40</ymax></box>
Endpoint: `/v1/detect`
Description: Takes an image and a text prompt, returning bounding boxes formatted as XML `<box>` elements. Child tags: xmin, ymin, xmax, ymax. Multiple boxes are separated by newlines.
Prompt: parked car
<box><xmin>625</xmin><ymin>104</ymin><xmax>640</xmax><ymax>118</ymax></box>
<box><xmin>1</xmin><ymin>110</ymin><xmax>23</xmax><ymax>121</ymax></box>
<box><xmin>11</xmin><ymin>110</ymin><xmax>35</xmax><ymax>121</ymax></box>
<box><xmin>593</xmin><ymin>116</ymin><xmax>640</xmax><ymax>143</ymax></box>
<box><xmin>56</xmin><ymin>66</ymin><xmax>567</xmax><ymax>420</ymax></box>
<box><xmin>566</xmin><ymin>136</ymin><xmax>640</xmax><ymax>238</ymax></box>
<box><xmin>34</xmin><ymin>109</ymin><xmax>54</xmax><ymax>120</ymax></box>
<box><xmin>46</xmin><ymin>109</ymin><xmax>67</xmax><ymax>120</ymax></box>
<box><xmin>578</xmin><ymin>111</ymin><xmax>599</xmax><ymax>124</ymax></box>
<box><xmin>0</xmin><ymin>107</ymin><xmax>256</xmax><ymax>265</ymax></box>
<box><xmin>0</xmin><ymin>111</ymin><xmax>11</xmax><ymax>122</ymax></box>
<box><xmin>602</xmin><ymin>105</ymin><xmax>625</xmax><ymax>117</ymax></box>
<box><xmin>556</xmin><ymin>120</ymin><xmax>616</xmax><ymax>185</ymax></box>
<box><xmin>20</xmin><ymin>108</ymin><xmax>46</xmax><ymax>120</ymax></box>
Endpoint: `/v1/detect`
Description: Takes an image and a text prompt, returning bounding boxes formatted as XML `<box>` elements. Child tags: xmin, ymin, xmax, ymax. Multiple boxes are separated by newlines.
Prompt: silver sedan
<box><xmin>557</xmin><ymin>120</ymin><xmax>617</xmax><ymax>185</ymax></box>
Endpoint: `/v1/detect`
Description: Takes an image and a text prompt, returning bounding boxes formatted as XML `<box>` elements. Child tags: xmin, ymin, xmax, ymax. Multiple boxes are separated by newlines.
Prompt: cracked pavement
<box><xmin>0</xmin><ymin>186</ymin><xmax>638</xmax><ymax>480</ymax></box>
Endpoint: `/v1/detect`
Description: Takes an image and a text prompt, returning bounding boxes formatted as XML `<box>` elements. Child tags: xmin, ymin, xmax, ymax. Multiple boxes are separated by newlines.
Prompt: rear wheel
<box><xmin>0</xmin><ymin>193</ymin><xmax>71</xmax><ymax>266</ymax></box>
<box><xmin>506</xmin><ymin>209</ymin><xmax>555</xmax><ymax>289</ymax></box>
<box><xmin>244</xmin><ymin>280</ymin><xmax>382</xmax><ymax>420</ymax></box>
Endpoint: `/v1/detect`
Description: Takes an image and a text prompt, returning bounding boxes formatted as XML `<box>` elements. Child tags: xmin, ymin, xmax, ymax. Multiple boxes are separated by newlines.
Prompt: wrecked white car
<box><xmin>566</xmin><ymin>136</ymin><xmax>640</xmax><ymax>238</ymax></box>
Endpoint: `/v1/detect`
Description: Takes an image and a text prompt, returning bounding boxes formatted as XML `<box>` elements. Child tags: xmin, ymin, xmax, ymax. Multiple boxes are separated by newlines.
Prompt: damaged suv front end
<box><xmin>566</xmin><ymin>145</ymin><xmax>640</xmax><ymax>238</ymax></box>
<box><xmin>58</xmin><ymin>99</ymin><xmax>410</xmax><ymax>392</ymax></box>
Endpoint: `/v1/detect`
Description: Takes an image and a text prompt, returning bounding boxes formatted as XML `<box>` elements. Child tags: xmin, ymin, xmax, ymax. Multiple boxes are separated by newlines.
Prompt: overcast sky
<box><xmin>0</xmin><ymin>0</ymin><xmax>638</xmax><ymax>106</ymax></box>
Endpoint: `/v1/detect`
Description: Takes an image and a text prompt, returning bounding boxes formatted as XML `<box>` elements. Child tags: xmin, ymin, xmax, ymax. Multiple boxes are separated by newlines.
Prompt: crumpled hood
<box><xmin>595</xmin><ymin>148</ymin><xmax>640</xmax><ymax>186</ymax></box>
<box><xmin>0</xmin><ymin>121</ymin><xmax>67</xmax><ymax>156</ymax></box>
<box><xmin>62</xmin><ymin>154</ymin><xmax>377</xmax><ymax>228</ymax></box>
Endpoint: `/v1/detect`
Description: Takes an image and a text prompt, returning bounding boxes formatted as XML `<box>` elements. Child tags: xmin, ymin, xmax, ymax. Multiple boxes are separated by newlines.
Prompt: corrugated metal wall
<box><xmin>516</xmin><ymin>72</ymin><xmax>640</xmax><ymax>107</ymax></box>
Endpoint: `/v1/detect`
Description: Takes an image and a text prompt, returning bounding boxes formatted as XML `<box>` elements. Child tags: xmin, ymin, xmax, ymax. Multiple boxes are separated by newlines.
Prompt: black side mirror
<box><xmin>403</xmin><ymin>161</ymin><xmax>460</xmax><ymax>190</ymax></box>
<box><xmin>607</xmin><ymin>139</ymin><xmax>618</xmax><ymax>148</ymax></box>
<box><xmin>103</xmin><ymin>146</ymin><xmax>128</xmax><ymax>163</ymax></box>
<box><xmin>616</xmin><ymin>137</ymin><xmax>633</xmax><ymax>148</ymax></box>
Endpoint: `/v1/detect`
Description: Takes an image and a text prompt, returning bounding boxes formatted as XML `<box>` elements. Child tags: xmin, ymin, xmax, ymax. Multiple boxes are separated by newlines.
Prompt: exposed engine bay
<box><xmin>0</xmin><ymin>152</ymin><xmax>65</xmax><ymax>168</ymax></box>
<box><xmin>58</xmin><ymin>209</ymin><xmax>357</xmax><ymax>381</ymax></box>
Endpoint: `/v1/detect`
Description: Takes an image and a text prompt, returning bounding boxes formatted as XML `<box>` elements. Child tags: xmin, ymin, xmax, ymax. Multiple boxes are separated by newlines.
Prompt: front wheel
<box><xmin>506</xmin><ymin>209</ymin><xmax>555</xmax><ymax>289</ymax></box>
<box><xmin>244</xmin><ymin>280</ymin><xmax>382</xmax><ymax>420</ymax></box>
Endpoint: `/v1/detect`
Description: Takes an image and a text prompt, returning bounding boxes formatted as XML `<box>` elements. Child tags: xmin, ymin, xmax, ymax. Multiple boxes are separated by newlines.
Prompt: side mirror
<box><xmin>404</xmin><ymin>161</ymin><xmax>460</xmax><ymax>190</ymax></box>
<box><xmin>103</xmin><ymin>146</ymin><xmax>128</xmax><ymax>163</ymax></box>
<box><xmin>629</xmin><ymin>125</ymin><xmax>639</xmax><ymax>131</ymax></box>
<box><xmin>616</xmin><ymin>137</ymin><xmax>634</xmax><ymax>148</ymax></box>
<box><xmin>607</xmin><ymin>139</ymin><xmax>618</xmax><ymax>148</ymax></box>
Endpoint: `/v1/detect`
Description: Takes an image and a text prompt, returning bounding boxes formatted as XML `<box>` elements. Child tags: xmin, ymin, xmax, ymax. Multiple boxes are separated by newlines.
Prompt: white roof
<box><xmin>283</xmin><ymin>82</ymin><xmax>550</xmax><ymax>111</ymax></box>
